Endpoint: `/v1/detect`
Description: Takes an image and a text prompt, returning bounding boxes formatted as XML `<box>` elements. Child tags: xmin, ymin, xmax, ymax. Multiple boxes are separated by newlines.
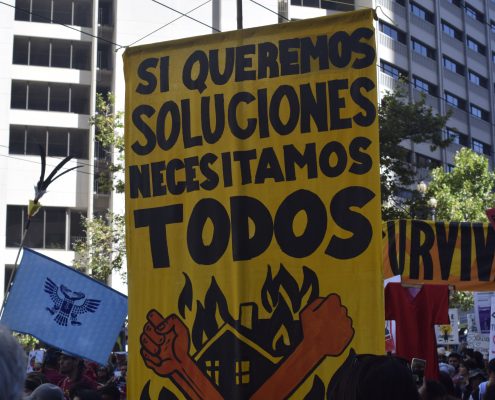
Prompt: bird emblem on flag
<box><xmin>44</xmin><ymin>278</ymin><xmax>101</xmax><ymax>326</ymax></box>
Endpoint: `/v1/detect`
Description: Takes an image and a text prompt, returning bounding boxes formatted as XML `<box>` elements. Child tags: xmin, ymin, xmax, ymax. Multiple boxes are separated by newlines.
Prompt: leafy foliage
<box><xmin>73</xmin><ymin>212</ymin><xmax>126</xmax><ymax>283</ymax></box>
<box><xmin>428</xmin><ymin>148</ymin><xmax>495</xmax><ymax>222</ymax></box>
<box><xmin>379</xmin><ymin>86</ymin><xmax>451</xmax><ymax>220</ymax></box>
<box><xmin>90</xmin><ymin>92</ymin><xmax>125</xmax><ymax>194</ymax></box>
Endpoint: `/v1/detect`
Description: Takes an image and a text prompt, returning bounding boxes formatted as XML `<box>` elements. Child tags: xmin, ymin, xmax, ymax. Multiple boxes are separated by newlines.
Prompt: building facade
<box><xmin>0</xmin><ymin>0</ymin><xmax>493</xmax><ymax>302</ymax></box>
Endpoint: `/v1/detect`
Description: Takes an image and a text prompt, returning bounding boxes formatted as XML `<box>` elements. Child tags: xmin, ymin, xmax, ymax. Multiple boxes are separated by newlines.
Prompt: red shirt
<box><xmin>58</xmin><ymin>375</ymin><xmax>97</xmax><ymax>399</ymax></box>
<box><xmin>385</xmin><ymin>283</ymin><xmax>449</xmax><ymax>380</ymax></box>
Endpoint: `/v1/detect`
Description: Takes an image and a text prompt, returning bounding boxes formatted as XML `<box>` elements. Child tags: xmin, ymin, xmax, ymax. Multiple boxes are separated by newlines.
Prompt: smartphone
<box><xmin>411</xmin><ymin>358</ymin><xmax>426</xmax><ymax>386</ymax></box>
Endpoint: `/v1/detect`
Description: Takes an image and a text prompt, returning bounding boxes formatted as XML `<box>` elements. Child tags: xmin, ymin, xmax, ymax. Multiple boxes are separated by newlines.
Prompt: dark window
<box><xmin>443</xmin><ymin>56</ymin><xmax>464</xmax><ymax>75</ymax></box>
<box><xmin>411</xmin><ymin>38</ymin><xmax>435</xmax><ymax>59</ymax></box>
<box><xmin>48</xmin><ymin>128</ymin><xmax>68</xmax><ymax>157</ymax></box>
<box><xmin>32</xmin><ymin>0</ymin><xmax>51</xmax><ymax>23</ymax></box>
<box><xmin>74</xmin><ymin>0</ymin><xmax>93</xmax><ymax>27</ymax></box>
<box><xmin>442</xmin><ymin>20</ymin><xmax>463</xmax><ymax>41</ymax></box>
<box><xmin>413</xmin><ymin>76</ymin><xmax>436</xmax><ymax>95</ymax></box>
<box><xmin>472</xmin><ymin>139</ymin><xmax>491</xmax><ymax>155</ymax></box>
<box><xmin>468</xmin><ymin>70</ymin><xmax>487</xmax><ymax>87</ymax></box>
<box><xmin>381</xmin><ymin>60</ymin><xmax>406</xmax><ymax>79</ymax></box>
<box><xmin>446</xmin><ymin>127</ymin><xmax>468</xmax><ymax>146</ymax></box>
<box><xmin>28</xmin><ymin>82</ymin><xmax>49</xmax><ymax>110</ymax></box>
<box><xmin>51</xmin><ymin>40</ymin><xmax>71</xmax><ymax>68</ymax></box>
<box><xmin>379</xmin><ymin>21</ymin><xmax>407</xmax><ymax>44</ymax></box>
<box><xmin>467</xmin><ymin>37</ymin><xmax>485</xmax><ymax>55</ymax></box>
<box><xmin>53</xmin><ymin>0</ymin><xmax>72</xmax><ymax>24</ymax></box>
<box><xmin>470</xmin><ymin>104</ymin><xmax>490</xmax><ymax>121</ymax></box>
<box><xmin>49</xmin><ymin>84</ymin><xmax>70</xmax><ymax>112</ymax></box>
<box><xmin>70</xmin><ymin>210</ymin><xmax>86</xmax><ymax>250</ymax></box>
<box><xmin>72</xmin><ymin>42</ymin><xmax>92</xmax><ymax>70</ymax></box>
<box><xmin>30</xmin><ymin>37</ymin><xmax>50</xmax><ymax>66</ymax></box>
<box><xmin>69</xmin><ymin>130</ymin><xmax>89</xmax><ymax>159</ymax></box>
<box><xmin>444</xmin><ymin>91</ymin><xmax>466</xmax><ymax>109</ymax></box>
<box><xmin>26</xmin><ymin>126</ymin><xmax>47</xmax><ymax>155</ymax></box>
<box><xmin>98</xmin><ymin>1</ymin><xmax>113</xmax><ymax>25</ymax></box>
<box><xmin>11</xmin><ymin>80</ymin><xmax>27</xmax><ymax>109</ymax></box>
<box><xmin>465</xmin><ymin>3</ymin><xmax>484</xmax><ymax>22</ymax></box>
<box><xmin>12</xmin><ymin>36</ymin><xmax>29</xmax><ymax>64</ymax></box>
<box><xmin>410</xmin><ymin>2</ymin><xmax>434</xmax><ymax>23</ymax></box>
<box><xmin>45</xmin><ymin>208</ymin><xmax>66</xmax><ymax>249</ymax></box>
<box><xmin>9</xmin><ymin>126</ymin><xmax>25</xmax><ymax>154</ymax></box>
<box><xmin>15</xmin><ymin>0</ymin><xmax>31</xmax><ymax>21</ymax></box>
<box><xmin>6</xmin><ymin>206</ymin><xmax>24</xmax><ymax>247</ymax></box>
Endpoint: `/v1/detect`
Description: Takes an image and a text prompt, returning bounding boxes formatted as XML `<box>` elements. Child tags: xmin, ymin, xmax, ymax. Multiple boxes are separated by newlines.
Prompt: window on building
<box><xmin>4</xmin><ymin>265</ymin><xmax>14</xmax><ymax>295</ymax></box>
<box><xmin>205</xmin><ymin>360</ymin><xmax>220</xmax><ymax>385</ymax></box>
<box><xmin>416</xmin><ymin>153</ymin><xmax>441</xmax><ymax>169</ymax></box>
<box><xmin>9</xmin><ymin>125</ymin><xmax>89</xmax><ymax>159</ymax></box>
<box><xmin>410</xmin><ymin>2</ymin><xmax>434</xmax><ymax>23</ymax></box>
<box><xmin>69</xmin><ymin>211</ymin><xmax>86</xmax><ymax>250</ymax></box>
<box><xmin>468</xmin><ymin>70</ymin><xmax>487</xmax><ymax>87</ymax></box>
<box><xmin>12</xmin><ymin>36</ymin><xmax>91</xmax><ymax>71</ymax></box>
<box><xmin>467</xmin><ymin>37</ymin><xmax>486</xmax><ymax>55</ymax></box>
<box><xmin>444</xmin><ymin>91</ymin><xmax>465</xmax><ymax>109</ymax></box>
<box><xmin>491</xmin><ymin>20</ymin><xmax>495</xmax><ymax>33</ymax></box>
<box><xmin>446</xmin><ymin>164</ymin><xmax>455</xmax><ymax>172</ymax></box>
<box><xmin>6</xmin><ymin>206</ymin><xmax>86</xmax><ymax>249</ymax></box>
<box><xmin>290</xmin><ymin>0</ymin><xmax>354</xmax><ymax>10</ymax></box>
<box><xmin>411</xmin><ymin>38</ymin><xmax>435</xmax><ymax>59</ymax></box>
<box><xmin>235</xmin><ymin>361</ymin><xmax>250</xmax><ymax>385</ymax></box>
<box><xmin>15</xmin><ymin>0</ymin><xmax>93</xmax><ymax>27</ymax></box>
<box><xmin>98</xmin><ymin>0</ymin><xmax>113</xmax><ymax>25</ymax></box>
<box><xmin>465</xmin><ymin>3</ymin><xmax>484</xmax><ymax>22</ymax></box>
<box><xmin>443</xmin><ymin>56</ymin><xmax>464</xmax><ymax>75</ymax></box>
<box><xmin>446</xmin><ymin>127</ymin><xmax>468</xmax><ymax>146</ymax></box>
<box><xmin>442</xmin><ymin>20</ymin><xmax>463</xmax><ymax>41</ymax></box>
<box><xmin>470</xmin><ymin>104</ymin><xmax>489</xmax><ymax>121</ymax></box>
<box><xmin>447</xmin><ymin>0</ymin><xmax>461</xmax><ymax>6</ymax></box>
<box><xmin>381</xmin><ymin>60</ymin><xmax>406</xmax><ymax>79</ymax></box>
<box><xmin>10</xmin><ymin>81</ymin><xmax>91</xmax><ymax>114</ymax></box>
<box><xmin>413</xmin><ymin>76</ymin><xmax>436</xmax><ymax>95</ymax></box>
<box><xmin>472</xmin><ymin>139</ymin><xmax>491</xmax><ymax>155</ymax></box>
<box><xmin>379</xmin><ymin>21</ymin><xmax>407</xmax><ymax>44</ymax></box>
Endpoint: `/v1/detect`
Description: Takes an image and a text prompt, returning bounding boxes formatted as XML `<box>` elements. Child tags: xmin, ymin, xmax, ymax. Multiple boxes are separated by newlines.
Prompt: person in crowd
<box><xmin>327</xmin><ymin>350</ymin><xmax>420</xmax><ymax>399</ymax></box>
<box><xmin>0</xmin><ymin>324</ymin><xmax>27</xmax><ymax>400</ymax></box>
<box><xmin>25</xmin><ymin>383</ymin><xmax>64</xmax><ymax>400</ymax></box>
<box><xmin>438</xmin><ymin>348</ymin><xmax>448</xmax><ymax>364</ymax></box>
<box><xmin>484</xmin><ymin>384</ymin><xmax>495</xmax><ymax>400</ymax></box>
<box><xmin>474</xmin><ymin>359</ymin><xmax>495</xmax><ymax>400</ymax></box>
<box><xmin>438</xmin><ymin>371</ymin><xmax>457</xmax><ymax>397</ymax></box>
<box><xmin>41</xmin><ymin>348</ymin><xmax>64</xmax><ymax>385</ymax></box>
<box><xmin>58</xmin><ymin>354</ymin><xmax>97</xmax><ymax>400</ymax></box>
<box><xmin>453</xmin><ymin>362</ymin><xmax>470</xmax><ymax>397</ymax></box>
<box><xmin>419</xmin><ymin>379</ymin><xmax>448</xmax><ymax>400</ymax></box>
<box><xmin>95</xmin><ymin>365</ymin><xmax>114</xmax><ymax>389</ymax></box>
<box><xmin>70</xmin><ymin>389</ymin><xmax>102</xmax><ymax>400</ymax></box>
<box><xmin>464</xmin><ymin>368</ymin><xmax>487</xmax><ymax>400</ymax></box>
<box><xmin>24</xmin><ymin>372</ymin><xmax>47</xmax><ymax>396</ymax></box>
<box><xmin>97</xmin><ymin>384</ymin><xmax>120</xmax><ymax>400</ymax></box>
<box><xmin>449</xmin><ymin>353</ymin><xmax>463</xmax><ymax>373</ymax></box>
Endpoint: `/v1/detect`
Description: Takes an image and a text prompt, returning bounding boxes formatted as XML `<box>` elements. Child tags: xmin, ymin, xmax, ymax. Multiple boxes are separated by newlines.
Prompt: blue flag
<box><xmin>1</xmin><ymin>248</ymin><xmax>127</xmax><ymax>365</ymax></box>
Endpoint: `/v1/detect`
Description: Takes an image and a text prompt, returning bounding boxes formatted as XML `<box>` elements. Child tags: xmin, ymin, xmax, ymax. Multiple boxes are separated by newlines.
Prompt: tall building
<box><xmin>0</xmin><ymin>0</ymin><xmax>492</xmax><ymax>303</ymax></box>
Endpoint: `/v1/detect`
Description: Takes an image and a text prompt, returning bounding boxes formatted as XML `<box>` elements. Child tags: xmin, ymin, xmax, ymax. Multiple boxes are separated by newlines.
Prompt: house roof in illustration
<box><xmin>193</xmin><ymin>323</ymin><xmax>283</xmax><ymax>364</ymax></box>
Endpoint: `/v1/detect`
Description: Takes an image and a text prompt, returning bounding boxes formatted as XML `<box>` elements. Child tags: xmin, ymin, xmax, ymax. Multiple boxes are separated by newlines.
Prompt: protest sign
<box><xmin>435</xmin><ymin>309</ymin><xmax>459</xmax><ymax>345</ymax></box>
<box><xmin>124</xmin><ymin>9</ymin><xmax>382</xmax><ymax>399</ymax></box>
<box><xmin>383</xmin><ymin>220</ymin><xmax>495</xmax><ymax>291</ymax></box>
<box><xmin>489</xmin><ymin>297</ymin><xmax>495</xmax><ymax>361</ymax></box>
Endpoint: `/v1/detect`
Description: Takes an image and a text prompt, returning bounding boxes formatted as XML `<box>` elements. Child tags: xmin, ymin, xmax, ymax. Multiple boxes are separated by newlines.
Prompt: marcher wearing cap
<box><xmin>24</xmin><ymin>383</ymin><xmax>64</xmax><ymax>400</ymax></box>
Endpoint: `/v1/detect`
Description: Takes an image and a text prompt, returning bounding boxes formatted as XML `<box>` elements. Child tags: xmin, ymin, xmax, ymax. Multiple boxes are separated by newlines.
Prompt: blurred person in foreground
<box><xmin>0</xmin><ymin>324</ymin><xmax>27</xmax><ymax>400</ymax></box>
<box><xmin>58</xmin><ymin>354</ymin><xmax>97</xmax><ymax>400</ymax></box>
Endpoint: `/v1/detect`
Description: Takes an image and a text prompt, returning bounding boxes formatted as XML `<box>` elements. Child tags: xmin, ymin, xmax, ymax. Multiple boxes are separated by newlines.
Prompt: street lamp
<box><xmin>428</xmin><ymin>197</ymin><xmax>438</xmax><ymax>221</ymax></box>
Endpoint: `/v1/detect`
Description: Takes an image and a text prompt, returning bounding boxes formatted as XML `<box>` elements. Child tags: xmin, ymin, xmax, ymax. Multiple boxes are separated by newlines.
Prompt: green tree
<box><xmin>428</xmin><ymin>147</ymin><xmax>495</xmax><ymax>222</ymax></box>
<box><xmin>426</xmin><ymin>148</ymin><xmax>495</xmax><ymax>310</ymax></box>
<box><xmin>73</xmin><ymin>93</ymin><xmax>126</xmax><ymax>283</ymax></box>
<box><xmin>379</xmin><ymin>86</ymin><xmax>451</xmax><ymax>220</ymax></box>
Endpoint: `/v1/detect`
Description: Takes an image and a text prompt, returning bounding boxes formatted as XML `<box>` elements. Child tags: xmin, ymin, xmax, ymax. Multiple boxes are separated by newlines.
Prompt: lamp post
<box><xmin>428</xmin><ymin>197</ymin><xmax>437</xmax><ymax>221</ymax></box>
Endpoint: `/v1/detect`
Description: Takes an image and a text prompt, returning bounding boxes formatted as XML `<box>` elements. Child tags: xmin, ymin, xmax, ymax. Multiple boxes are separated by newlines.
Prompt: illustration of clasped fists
<box><xmin>140</xmin><ymin>311</ymin><xmax>223</xmax><ymax>400</ymax></box>
<box><xmin>141</xmin><ymin>294</ymin><xmax>354</xmax><ymax>400</ymax></box>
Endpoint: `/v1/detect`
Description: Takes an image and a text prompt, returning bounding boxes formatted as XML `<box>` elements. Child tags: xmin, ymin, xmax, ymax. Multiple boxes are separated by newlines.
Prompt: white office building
<box><xmin>0</xmin><ymin>0</ymin><xmax>492</xmax><ymax>302</ymax></box>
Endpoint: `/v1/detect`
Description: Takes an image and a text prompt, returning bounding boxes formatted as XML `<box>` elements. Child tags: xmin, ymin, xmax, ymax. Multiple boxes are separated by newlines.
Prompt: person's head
<box><xmin>24</xmin><ymin>372</ymin><xmax>47</xmax><ymax>395</ymax></box>
<box><xmin>72</xmin><ymin>389</ymin><xmax>102</xmax><ymax>400</ymax></box>
<box><xmin>473</xmin><ymin>351</ymin><xmax>485</xmax><ymax>369</ymax></box>
<box><xmin>468</xmin><ymin>368</ymin><xmax>486</xmax><ymax>390</ymax></box>
<box><xmin>447</xmin><ymin>352</ymin><xmax>461</xmax><ymax>371</ymax></box>
<box><xmin>97</xmin><ymin>384</ymin><xmax>120</xmax><ymax>400</ymax></box>
<box><xmin>0</xmin><ymin>325</ymin><xmax>26</xmax><ymax>400</ymax></box>
<box><xmin>59</xmin><ymin>353</ymin><xmax>82</xmax><ymax>377</ymax></box>
<box><xmin>96</xmin><ymin>365</ymin><xmax>111</xmax><ymax>382</ymax></box>
<box><xmin>42</xmin><ymin>348</ymin><xmax>61</xmax><ymax>369</ymax></box>
<box><xmin>25</xmin><ymin>383</ymin><xmax>64</xmax><ymax>400</ymax></box>
<box><xmin>327</xmin><ymin>350</ymin><xmax>420</xmax><ymax>400</ymax></box>
<box><xmin>419</xmin><ymin>379</ymin><xmax>447</xmax><ymax>400</ymax></box>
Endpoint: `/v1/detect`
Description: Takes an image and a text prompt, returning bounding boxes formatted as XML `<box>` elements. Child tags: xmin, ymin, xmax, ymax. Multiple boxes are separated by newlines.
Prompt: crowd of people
<box><xmin>1</xmin><ymin>325</ymin><xmax>126</xmax><ymax>400</ymax></box>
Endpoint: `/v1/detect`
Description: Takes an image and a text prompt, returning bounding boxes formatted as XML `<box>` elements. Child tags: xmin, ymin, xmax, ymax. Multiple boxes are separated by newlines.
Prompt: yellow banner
<box><xmin>383</xmin><ymin>220</ymin><xmax>495</xmax><ymax>291</ymax></box>
<box><xmin>124</xmin><ymin>9</ymin><xmax>383</xmax><ymax>399</ymax></box>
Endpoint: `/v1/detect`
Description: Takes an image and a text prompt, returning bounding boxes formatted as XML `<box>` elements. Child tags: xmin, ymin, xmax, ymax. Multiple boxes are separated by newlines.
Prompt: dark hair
<box><xmin>422</xmin><ymin>379</ymin><xmax>447</xmax><ymax>400</ymax></box>
<box><xmin>484</xmin><ymin>383</ymin><xmax>495</xmax><ymax>400</ymax></box>
<box><xmin>24</xmin><ymin>372</ymin><xmax>47</xmax><ymax>392</ymax></box>
<box><xmin>473</xmin><ymin>351</ymin><xmax>485</xmax><ymax>369</ymax></box>
<box><xmin>448</xmin><ymin>352</ymin><xmax>461</xmax><ymax>361</ymax></box>
<box><xmin>488</xmin><ymin>358</ymin><xmax>495</xmax><ymax>374</ymax></box>
<box><xmin>70</xmin><ymin>389</ymin><xmax>102</xmax><ymax>400</ymax></box>
<box><xmin>328</xmin><ymin>349</ymin><xmax>420</xmax><ymax>400</ymax></box>
<box><xmin>97</xmin><ymin>383</ymin><xmax>121</xmax><ymax>400</ymax></box>
<box><xmin>438</xmin><ymin>371</ymin><xmax>455</xmax><ymax>396</ymax></box>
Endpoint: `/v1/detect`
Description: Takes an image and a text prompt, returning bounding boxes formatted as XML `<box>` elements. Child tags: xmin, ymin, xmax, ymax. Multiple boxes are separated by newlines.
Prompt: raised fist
<box><xmin>300</xmin><ymin>294</ymin><xmax>354</xmax><ymax>357</ymax></box>
<box><xmin>140</xmin><ymin>310</ymin><xmax>190</xmax><ymax>377</ymax></box>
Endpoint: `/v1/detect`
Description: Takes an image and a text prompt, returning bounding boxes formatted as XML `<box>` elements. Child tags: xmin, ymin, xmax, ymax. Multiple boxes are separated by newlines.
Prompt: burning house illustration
<box><xmin>140</xmin><ymin>265</ymin><xmax>354</xmax><ymax>399</ymax></box>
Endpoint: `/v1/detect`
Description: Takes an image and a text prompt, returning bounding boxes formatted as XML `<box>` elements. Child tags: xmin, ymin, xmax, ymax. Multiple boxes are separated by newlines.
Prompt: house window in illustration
<box><xmin>205</xmin><ymin>360</ymin><xmax>220</xmax><ymax>385</ymax></box>
<box><xmin>235</xmin><ymin>361</ymin><xmax>250</xmax><ymax>385</ymax></box>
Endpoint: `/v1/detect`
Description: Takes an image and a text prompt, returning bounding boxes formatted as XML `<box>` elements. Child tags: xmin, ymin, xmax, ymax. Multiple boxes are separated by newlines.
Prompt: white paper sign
<box><xmin>435</xmin><ymin>308</ymin><xmax>459</xmax><ymax>345</ymax></box>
